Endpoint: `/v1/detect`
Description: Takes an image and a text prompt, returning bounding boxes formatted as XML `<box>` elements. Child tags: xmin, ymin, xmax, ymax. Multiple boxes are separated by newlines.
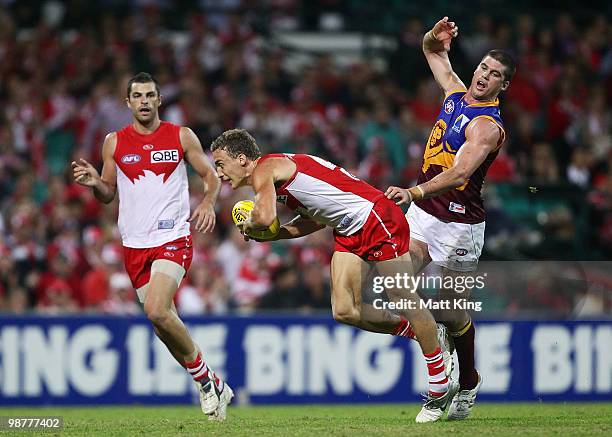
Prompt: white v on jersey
<box><xmin>114</xmin><ymin>122</ymin><xmax>190</xmax><ymax>248</ymax></box>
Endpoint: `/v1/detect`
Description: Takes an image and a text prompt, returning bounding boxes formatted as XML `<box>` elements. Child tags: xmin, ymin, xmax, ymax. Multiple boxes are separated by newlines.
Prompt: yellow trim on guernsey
<box><xmin>465</xmin><ymin>115</ymin><xmax>506</xmax><ymax>148</ymax></box>
<box><xmin>445</xmin><ymin>87</ymin><xmax>468</xmax><ymax>98</ymax></box>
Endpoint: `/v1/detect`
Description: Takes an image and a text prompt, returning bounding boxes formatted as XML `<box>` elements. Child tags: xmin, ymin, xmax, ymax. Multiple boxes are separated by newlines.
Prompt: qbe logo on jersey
<box><xmin>151</xmin><ymin>149</ymin><xmax>179</xmax><ymax>163</ymax></box>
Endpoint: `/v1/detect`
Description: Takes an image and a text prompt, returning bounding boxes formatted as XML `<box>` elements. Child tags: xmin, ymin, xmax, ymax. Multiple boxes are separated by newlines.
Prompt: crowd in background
<box><xmin>0</xmin><ymin>1</ymin><xmax>610</xmax><ymax>316</ymax></box>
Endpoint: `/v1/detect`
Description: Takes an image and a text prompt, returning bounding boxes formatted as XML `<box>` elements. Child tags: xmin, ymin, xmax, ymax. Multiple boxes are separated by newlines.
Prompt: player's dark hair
<box><xmin>127</xmin><ymin>72</ymin><xmax>160</xmax><ymax>97</ymax></box>
<box><xmin>485</xmin><ymin>49</ymin><xmax>516</xmax><ymax>82</ymax></box>
<box><xmin>210</xmin><ymin>129</ymin><xmax>262</xmax><ymax>160</ymax></box>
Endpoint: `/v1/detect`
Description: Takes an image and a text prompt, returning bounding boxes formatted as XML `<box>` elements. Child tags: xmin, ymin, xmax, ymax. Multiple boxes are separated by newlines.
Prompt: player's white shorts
<box><xmin>406</xmin><ymin>203</ymin><xmax>485</xmax><ymax>272</ymax></box>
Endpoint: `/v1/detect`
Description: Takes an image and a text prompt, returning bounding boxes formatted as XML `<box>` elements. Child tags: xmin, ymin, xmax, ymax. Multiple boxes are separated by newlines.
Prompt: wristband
<box><xmin>408</xmin><ymin>185</ymin><xmax>425</xmax><ymax>201</ymax></box>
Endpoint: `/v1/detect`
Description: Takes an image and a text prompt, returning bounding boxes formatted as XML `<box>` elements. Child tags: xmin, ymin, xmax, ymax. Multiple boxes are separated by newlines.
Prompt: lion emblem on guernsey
<box><xmin>444</xmin><ymin>99</ymin><xmax>454</xmax><ymax>114</ymax></box>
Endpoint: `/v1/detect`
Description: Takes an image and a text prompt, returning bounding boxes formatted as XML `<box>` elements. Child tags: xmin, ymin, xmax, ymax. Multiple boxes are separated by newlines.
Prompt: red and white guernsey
<box><xmin>114</xmin><ymin>121</ymin><xmax>190</xmax><ymax>248</ymax></box>
<box><xmin>261</xmin><ymin>153</ymin><xmax>384</xmax><ymax>236</ymax></box>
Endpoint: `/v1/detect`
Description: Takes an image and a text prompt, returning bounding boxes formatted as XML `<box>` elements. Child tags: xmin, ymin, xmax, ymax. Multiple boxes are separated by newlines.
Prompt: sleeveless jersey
<box><xmin>415</xmin><ymin>90</ymin><xmax>505</xmax><ymax>224</ymax></box>
<box><xmin>261</xmin><ymin>153</ymin><xmax>384</xmax><ymax>236</ymax></box>
<box><xmin>114</xmin><ymin>121</ymin><xmax>190</xmax><ymax>248</ymax></box>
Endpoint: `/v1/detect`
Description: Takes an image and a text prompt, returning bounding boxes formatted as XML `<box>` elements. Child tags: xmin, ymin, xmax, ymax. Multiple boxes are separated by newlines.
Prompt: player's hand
<box><xmin>190</xmin><ymin>200</ymin><xmax>216</xmax><ymax>233</ymax></box>
<box><xmin>236</xmin><ymin>219</ymin><xmax>247</xmax><ymax>234</ymax></box>
<box><xmin>431</xmin><ymin>16</ymin><xmax>459</xmax><ymax>51</ymax></box>
<box><xmin>236</xmin><ymin>219</ymin><xmax>258</xmax><ymax>242</ymax></box>
<box><xmin>72</xmin><ymin>158</ymin><xmax>101</xmax><ymax>187</ymax></box>
<box><xmin>385</xmin><ymin>186</ymin><xmax>412</xmax><ymax>205</ymax></box>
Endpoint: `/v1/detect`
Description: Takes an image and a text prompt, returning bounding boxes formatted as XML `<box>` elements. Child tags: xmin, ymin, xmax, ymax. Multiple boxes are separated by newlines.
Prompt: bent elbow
<box><xmin>251</xmin><ymin>210</ymin><xmax>276</xmax><ymax>228</ymax></box>
<box><xmin>452</xmin><ymin>171</ymin><xmax>471</xmax><ymax>188</ymax></box>
<box><xmin>259</xmin><ymin>216</ymin><xmax>276</xmax><ymax>228</ymax></box>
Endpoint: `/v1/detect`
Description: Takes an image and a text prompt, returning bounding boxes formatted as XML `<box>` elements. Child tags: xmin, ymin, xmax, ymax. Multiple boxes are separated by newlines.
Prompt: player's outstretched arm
<box><xmin>71</xmin><ymin>133</ymin><xmax>117</xmax><ymax>204</ymax></box>
<box><xmin>181</xmin><ymin>127</ymin><xmax>221</xmax><ymax>233</ymax></box>
<box><xmin>386</xmin><ymin>118</ymin><xmax>502</xmax><ymax>204</ymax></box>
<box><xmin>276</xmin><ymin>215</ymin><xmax>326</xmax><ymax>240</ymax></box>
<box><xmin>243</xmin><ymin>215</ymin><xmax>325</xmax><ymax>242</ymax></box>
<box><xmin>423</xmin><ymin>16</ymin><xmax>466</xmax><ymax>95</ymax></box>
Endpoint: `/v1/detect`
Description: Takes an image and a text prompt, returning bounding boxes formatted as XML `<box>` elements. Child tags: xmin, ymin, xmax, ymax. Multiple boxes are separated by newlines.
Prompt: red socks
<box><xmin>424</xmin><ymin>347</ymin><xmax>449</xmax><ymax>397</ymax></box>
<box><xmin>393</xmin><ymin>317</ymin><xmax>416</xmax><ymax>339</ymax></box>
<box><xmin>185</xmin><ymin>353</ymin><xmax>223</xmax><ymax>390</ymax></box>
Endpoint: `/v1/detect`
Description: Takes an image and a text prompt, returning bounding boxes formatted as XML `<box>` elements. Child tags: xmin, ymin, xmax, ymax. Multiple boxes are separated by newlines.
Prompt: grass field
<box><xmin>3</xmin><ymin>403</ymin><xmax>611</xmax><ymax>436</ymax></box>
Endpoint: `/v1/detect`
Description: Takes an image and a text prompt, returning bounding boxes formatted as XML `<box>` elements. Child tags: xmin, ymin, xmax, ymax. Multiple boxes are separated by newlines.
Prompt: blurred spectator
<box><xmin>566</xmin><ymin>148</ymin><xmax>592</xmax><ymax>188</ymax></box>
<box><xmin>231</xmin><ymin>243</ymin><xmax>276</xmax><ymax>310</ymax></box>
<box><xmin>37</xmin><ymin>278</ymin><xmax>78</xmax><ymax>314</ymax></box>
<box><xmin>102</xmin><ymin>273</ymin><xmax>140</xmax><ymax>315</ymax></box>
<box><xmin>258</xmin><ymin>264</ymin><xmax>308</xmax><ymax>309</ymax></box>
<box><xmin>529</xmin><ymin>142</ymin><xmax>560</xmax><ymax>184</ymax></box>
<box><xmin>358</xmin><ymin>136</ymin><xmax>393</xmax><ymax>190</ymax></box>
<box><xmin>589</xmin><ymin>172</ymin><xmax>612</xmax><ymax>253</ymax></box>
<box><xmin>359</xmin><ymin>102</ymin><xmax>406</xmax><ymax>172</ymax></box>
<box><xmin>487</xmin><ymin>148</ymin><xmax>518</xmax><ymax>183</ymax></box>
<box><xmin>81</xmin><ymin>242</ymin><xmax>124</xmax><ymax>310</ymax></box>
<box><xmin>177</xmin><ymin>264</ymin><xmax>229</xmax><ymax>315</ymax></box>
<box><xmin>7</xmin><ymin>288</ymin><xmax>29</xmax><ymax>314</ymax></box>
<box><xmin>301</xmin><ymin>261</ymin><xmax>331</xmax><ymax>311</ymax></box>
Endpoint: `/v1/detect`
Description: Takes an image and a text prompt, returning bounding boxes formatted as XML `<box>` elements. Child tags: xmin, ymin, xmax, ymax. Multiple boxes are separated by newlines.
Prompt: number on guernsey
<box><xmin>307</xmin><ymin>155</ymin><xmax>360</xmax><ymax>181</ymax></box>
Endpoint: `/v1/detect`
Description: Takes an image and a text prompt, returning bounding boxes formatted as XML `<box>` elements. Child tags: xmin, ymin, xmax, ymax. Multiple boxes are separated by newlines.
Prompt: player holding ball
<box><xmin>212</xmin><ymin>128</ymin><xmax>458</xmax><ymax>422</ymax></box>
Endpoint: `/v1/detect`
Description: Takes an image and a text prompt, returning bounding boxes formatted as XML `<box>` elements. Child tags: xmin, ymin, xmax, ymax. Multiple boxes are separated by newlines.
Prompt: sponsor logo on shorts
<box><xmin>449</xmin><ymin>202</ymin><xmax>465</xmax><ymax>214</ymax></box>
<box><xmin>455</xmin><ymin>248</ymin><xmax>468</xmax><ymax>256</ymax></box>
<box><xmin>338</xmin><ymin>215</ymin><xmax>354</xmax><ymax>230</ymax></box>
<box><xmin>165</xmin><ymin>245</ymin><xmax>178</xmax><ymax>250</ymax></box>
<box><xmin>373</xmin><ymin>250</ymin><xmax>383</xmax><ymax>258</ymax></box>
<box><xmin>121</xmin><ymin>154</ymin><xmax>141</xmax><ymax>164</ymax></box>
<box><xmin>151</xmin><ymin>150</ymin><xmax>179</xmax><ymax>163</ymax></box>
<box><xmin>163</xmin><ymin>252</ymin><xmax>175</xmax><ymax>257</ymax></box>
<box><xmin>158</xmin><ymin>219</ymin><xmax>175</xmax><ymax>229</ymax></box>
<box><xmin>143</xmin><ymin>144</ymin><xmax>154</xmax><ymax>150</ymax></box>
<box><xmin>444</xmin><ymin>100</ymin><xmax>454</xmax><ymax>114</ymax></box>
<box><xmin>276</xmin><ymin>195</ymin><xmax>288</xmax><ymax>204</ymax></box>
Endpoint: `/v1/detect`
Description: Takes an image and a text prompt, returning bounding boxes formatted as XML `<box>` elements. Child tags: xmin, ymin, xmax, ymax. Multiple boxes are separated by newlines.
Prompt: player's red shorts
<box><xmin>123</xmin><ymin>234</ymin><xmax>193</xmax><ymax>289</ymax></box>
<box><xmin>333</xmin><ymin>197</ymin><xmax>410</xmax><ymax>261</ymax></box>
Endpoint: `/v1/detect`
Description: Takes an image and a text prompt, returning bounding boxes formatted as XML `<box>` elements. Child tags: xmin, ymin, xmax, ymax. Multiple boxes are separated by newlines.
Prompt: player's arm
<box><xmin>276</xmin><ymin>215</ymin><xmax>326</xmax><ymax>240</ymax></box>
<box><xmin>241</xmin><ymin>158</ymin><xmax>286</xmax><ymax>233</ymax></box>
<box><xmin>71</xmin><ymin>133</ymin><xmax>117</xmax><ymax>204</ymax></box>
<box><xmin>245</xmin><ymin>214</ymin><xmax>325</xmax><ymax>242</ymax></box>
<box><xmin>181</xmin><ymin>127</ymin><xmax>221</xmax><ymax>233</ymax></box>
<box><xmin>238</xmin><ymin>157</ymin><xmax>297</xmax><ymax>236</ymax></box>
<box><xmin>386</xmin><ymin>118</ymin><xmax>502</xmax><ymax>203</ymax></box>
<box><xmin>423</xmin><ymin>16</ymin><xmax>466</xmax><ymax>95</ymax></box>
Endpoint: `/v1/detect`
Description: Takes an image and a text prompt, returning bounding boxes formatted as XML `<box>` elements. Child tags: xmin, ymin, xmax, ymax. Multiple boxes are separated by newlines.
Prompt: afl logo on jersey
<box><xmin>455</xmin><ymin>248</ymin><xmax>468</xmax><ymax>256</ymax></box>
<box><xmin>151</xmin><ymin>150</ymin><xmax>179</xmax><ymax>163</ymax></box>
<box><xmin>121</xmin><ymin>154</ymin><xmax>141</xmax><ymax>164</ymax></box>
<box><xmin>444</xmin><ymin>100</ymin><xmax>455</xmax><ymax>114</ymax></box>
<box><xmin>143</xmin><ymin>144</ymin><xmax>154</xmax><ymax>150</ymax></box>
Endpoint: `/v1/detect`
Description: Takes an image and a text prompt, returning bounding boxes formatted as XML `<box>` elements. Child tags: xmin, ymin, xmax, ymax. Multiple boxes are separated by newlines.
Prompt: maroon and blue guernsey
<box><xmin>414</xmin><ymin>89</ymin><xmax>505</xmax><ymax>224</ymax></box>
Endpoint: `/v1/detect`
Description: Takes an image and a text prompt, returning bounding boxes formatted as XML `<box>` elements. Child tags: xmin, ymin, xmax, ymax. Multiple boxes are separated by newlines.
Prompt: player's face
<box><xmin>213</xmin><ymin>149</ymin><xmax>249</xmax><ymax>189</ymax></box>
<box><xmin>469</xmin><ymin>56</ymin><xmax>510</xmax><ymax>101</ymax></box>
<box><xmin>126</xmin><ymin>82</ymin><xmax>161</xmax><ymax>124</ymax></box>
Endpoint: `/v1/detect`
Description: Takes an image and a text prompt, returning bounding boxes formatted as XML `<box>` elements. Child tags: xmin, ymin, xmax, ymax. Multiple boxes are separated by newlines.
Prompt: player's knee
<box><xmin>144</xmin><ymin>302</ymin><xmax>171</xmax><ymax>327</ymax></box>
<box><xmin>332</xmin><ymin>305</ymin><xmax>361</xmax><ymax>326</ymax></box>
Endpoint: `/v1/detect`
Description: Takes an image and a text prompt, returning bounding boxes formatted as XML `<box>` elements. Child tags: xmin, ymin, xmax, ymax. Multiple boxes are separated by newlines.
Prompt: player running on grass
<box><xmin>72</xmin><ymin>72</ymin><xmax>232</xmax><ymax>421</ymax></box>
<box><xmin>386</xmin><ymin>17</ymin><xmax>515</xmax><ymax>420</ymax></box>
<box><xmin>212</xmin><ymin>128</ymin><xmax>459</xmax><ymax>423</ymax></box>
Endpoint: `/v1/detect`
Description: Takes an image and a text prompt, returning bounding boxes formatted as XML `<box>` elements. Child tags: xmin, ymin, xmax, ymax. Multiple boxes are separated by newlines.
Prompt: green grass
<box><xmin>2</xmin><ymin>403</ymin><xmax>611</xmax><ymax>436</ymax></box>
